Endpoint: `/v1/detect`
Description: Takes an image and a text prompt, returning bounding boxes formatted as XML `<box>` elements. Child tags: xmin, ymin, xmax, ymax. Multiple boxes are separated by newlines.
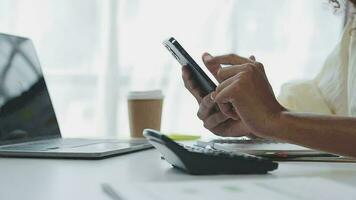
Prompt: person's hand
<box><xmin>211</xmin><ymin>54</ymin><xmax>286</xmax><ymax>138</ymax></box>
<box><xmin>181</xmin><ymin>53</ymin><xmax>255</xmax><ymax>137</ymax></box>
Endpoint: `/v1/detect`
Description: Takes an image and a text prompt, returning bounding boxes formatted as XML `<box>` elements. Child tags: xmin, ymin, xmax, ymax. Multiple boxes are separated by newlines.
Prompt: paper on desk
<box><xmin>196</xmin><ymin>138</ymin><xmax>313</xmax><ymax>153</ymax></box>
<box><xmin>111</xmin><ymin>177</ymin><xmax>356</xmax><ymax>200</ymax></box>
<box><xmin>213</xmin><ymin>142</ymin><xmax>311</xmax><ymax>152</ymax></box>
<box><xmin>195</xmin><ymin>139</ymin><xmax>348</xmax><ymax>161</ymax></box>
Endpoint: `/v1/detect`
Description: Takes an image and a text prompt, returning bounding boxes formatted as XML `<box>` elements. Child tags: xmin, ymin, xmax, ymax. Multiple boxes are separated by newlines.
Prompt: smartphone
<box><xmin>163</xmin><ymin>37</ymin><xmax>217</xmax><ymax>95</ymax></box>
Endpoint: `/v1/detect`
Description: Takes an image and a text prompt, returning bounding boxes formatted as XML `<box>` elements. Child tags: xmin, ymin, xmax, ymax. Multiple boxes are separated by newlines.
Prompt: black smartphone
<box><xmin>163</xmin><ymin>37</ymin><xmax>217</xmax><ymax>95</ymax></box>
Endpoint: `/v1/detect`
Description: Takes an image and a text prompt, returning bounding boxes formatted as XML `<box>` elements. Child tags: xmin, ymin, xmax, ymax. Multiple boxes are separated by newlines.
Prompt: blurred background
<box><xmin>0</xmin><ymin>0</ymin><xmax>344</xmax><ymax>138</ymax></box>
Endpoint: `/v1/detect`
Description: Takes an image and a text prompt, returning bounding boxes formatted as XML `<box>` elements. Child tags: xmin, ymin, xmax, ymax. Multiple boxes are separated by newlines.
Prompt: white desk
<box><xmin>1</xmin><ymin>149</ymin><xmax>356</xmax><ymax>200</ymax></box>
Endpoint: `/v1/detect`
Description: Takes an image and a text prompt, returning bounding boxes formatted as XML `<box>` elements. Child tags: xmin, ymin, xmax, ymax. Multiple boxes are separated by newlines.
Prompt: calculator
<box><xmin>143</xmin><ymin>129</ymin><xmax>278</xmax><ymax>175</ymax></box>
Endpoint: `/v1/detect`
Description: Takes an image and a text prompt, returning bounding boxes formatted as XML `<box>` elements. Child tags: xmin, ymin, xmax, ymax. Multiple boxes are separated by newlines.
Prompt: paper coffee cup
<box><xmin>127</xmin><ymin>90</ymin><xmax>164</xmax><ymax>138</ymax></box>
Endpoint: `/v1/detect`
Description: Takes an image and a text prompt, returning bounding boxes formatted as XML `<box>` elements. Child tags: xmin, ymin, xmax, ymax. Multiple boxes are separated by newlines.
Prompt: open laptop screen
<box><xmin>0</xmin><ymin>33</ymin><xmax>61</xmax><ymax>145</ymax></box>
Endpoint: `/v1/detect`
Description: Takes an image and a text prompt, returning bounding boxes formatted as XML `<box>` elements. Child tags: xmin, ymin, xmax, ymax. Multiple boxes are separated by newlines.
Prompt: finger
<box><xmin>218</xmin><ymin>102</ymin><xmax>239</xmax><ymax>120</ymax></box>
<box><xmin>253</xmin><ymin>61</ymin><xmax>266</xmax><ymax>74</ymax></box>
<box><xmin>182</xmin><ymin>65</ymin><xmax>204</xmax><ymax>103</ymax></box>
<box><xmin>213</xmin><ymin>76</ymin><xmax>244</xmax><ymax>104</ymax></box>
<box><xmin>215</xmin><ymin>74</ymin><xmax>239</xmax><ymax>95</ymax></box>
<box><xmin>202</xmin><ymin>52</ymin><xmax>222</xmax><ymax>82</ymax></box>
<box><xmin>210</xmin><ymin>54</ymin><xmax>252</xmax><ymax>65</ymax></box>
<box><xmin>210</xmin><ymin>119</ymin><xmax>235</xmax><ymax>136</ymax></box>
<box><xmin>211</xmin><ymin>119</ymin><xmax>248</xmax><ymax>137</ymax></box>
<box><xmin>217</xmin><ymin>63</ymin><xmax>251</xmax><ymax>81</ymax></box>
<box><xmin>249</xmin><ymin>55</ymin><xmax>256</xmax><ymax>61</ymax></box>
<box><xmin>197</xmin><ymin>94</ymin><xmax>217</xmax><ymax>120</ymax></box>
<box><xmin>246</xmin><ymin>61</ymin><xmax>268</xmax><ymax>83</ymax></box>
<box><xmin>203</xmin><ymin>112</ymin><xmax>229</xmax><ymax>129</ymax></box>
<box><xmin>246</xmin><ymin>134</ymin><xmax>261</xmax><ymax>139</ymax></box>
<box><xmin>252</xmin><ymin>61</ymin><xmax>274</xmax><ymax>95</ymax></box>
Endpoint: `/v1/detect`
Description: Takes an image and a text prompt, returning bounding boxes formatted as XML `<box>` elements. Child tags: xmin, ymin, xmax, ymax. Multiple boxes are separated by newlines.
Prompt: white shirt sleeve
<box><xmin>278</xmin><ymin>80</ymin><xmax>332</xmax><ymax>114</ymax></box>
<box><xmin>278</xmin><ymin>19</ymin><xmax>353</xmax><ymax>115</ymax></box>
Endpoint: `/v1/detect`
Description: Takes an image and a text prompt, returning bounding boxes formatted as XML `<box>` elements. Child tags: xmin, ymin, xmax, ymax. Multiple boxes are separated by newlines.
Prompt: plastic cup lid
<box><xmin>127</xmin><ymin>90</ymin><xmax>164</xmax><ymax>100</ymax></box>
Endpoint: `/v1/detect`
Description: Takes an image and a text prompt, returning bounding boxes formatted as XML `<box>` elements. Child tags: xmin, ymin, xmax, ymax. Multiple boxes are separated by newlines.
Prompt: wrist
<box><xmin>265</xmin><ymin>109</ymin><xmax>290</xmax><ymax>140</ymax></box>
<box><xmin>261</xmin><ymin>105</ymin><xmax>289</xmax><ymax>139</ymax></box>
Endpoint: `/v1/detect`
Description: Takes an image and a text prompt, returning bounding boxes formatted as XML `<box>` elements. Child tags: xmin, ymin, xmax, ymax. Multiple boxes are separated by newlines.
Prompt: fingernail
<box><xmin>210</xmin><ymin>93</ymin><xmax>214</xmax><ymax>101</ymax></box>
<box><xmin>210</xmin><ymin>92</ymin><xmax>216</xmax><ymax>101</ymax></box>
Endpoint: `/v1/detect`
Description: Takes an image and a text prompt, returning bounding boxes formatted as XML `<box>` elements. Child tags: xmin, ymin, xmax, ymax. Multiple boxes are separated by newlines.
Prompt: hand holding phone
<box><xmin>163</xmin><ymin>37</ymin><xmax>216</xmax><ymax>95</ymax></box>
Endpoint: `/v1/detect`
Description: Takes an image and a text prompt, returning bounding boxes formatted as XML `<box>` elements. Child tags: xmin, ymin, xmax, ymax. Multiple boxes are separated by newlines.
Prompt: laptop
<box><xmin>0</xmin><ymin>33</ymin><xmax>152</xmax><ymax>159</ymax></box>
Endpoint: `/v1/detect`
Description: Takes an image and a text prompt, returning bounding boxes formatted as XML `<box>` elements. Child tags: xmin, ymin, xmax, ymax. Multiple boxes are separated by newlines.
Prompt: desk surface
<box><xmin>1</xmin><ymin>149</ymin><xmax>356</xmax><ymax>200</ymax></box>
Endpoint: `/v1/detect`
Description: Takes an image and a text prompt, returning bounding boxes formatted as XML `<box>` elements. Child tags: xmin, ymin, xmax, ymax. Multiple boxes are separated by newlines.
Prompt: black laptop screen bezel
<box><xmin>0</xmin><ymin>33</ymin><xmax>62</xmax><ymax>146</ymax></box>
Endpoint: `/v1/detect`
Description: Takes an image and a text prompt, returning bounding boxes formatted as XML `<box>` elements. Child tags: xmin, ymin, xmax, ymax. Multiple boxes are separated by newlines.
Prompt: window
<box><xmin>0</xmin><ymin>0</ymin><xmax>344</xmax><ymax>138</ymax></box>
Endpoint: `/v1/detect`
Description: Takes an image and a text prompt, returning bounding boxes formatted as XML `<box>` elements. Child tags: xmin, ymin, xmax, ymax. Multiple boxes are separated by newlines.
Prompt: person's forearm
<box><xmin>268</xmin><ymin>111</ymin><xmax>356</xmax><ymax>158</ymax></box>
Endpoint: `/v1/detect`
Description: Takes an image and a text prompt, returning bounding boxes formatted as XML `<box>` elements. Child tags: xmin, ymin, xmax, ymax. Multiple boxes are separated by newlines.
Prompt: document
<box><xmin>108</xmin><ymin>177</ymin><xmax>356</xmax><ymax>200</ymax></box>
<box><xmin>195</xmin><ymin>139</ymin><xmax>356</xmax><ymax>162</ymax></box>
